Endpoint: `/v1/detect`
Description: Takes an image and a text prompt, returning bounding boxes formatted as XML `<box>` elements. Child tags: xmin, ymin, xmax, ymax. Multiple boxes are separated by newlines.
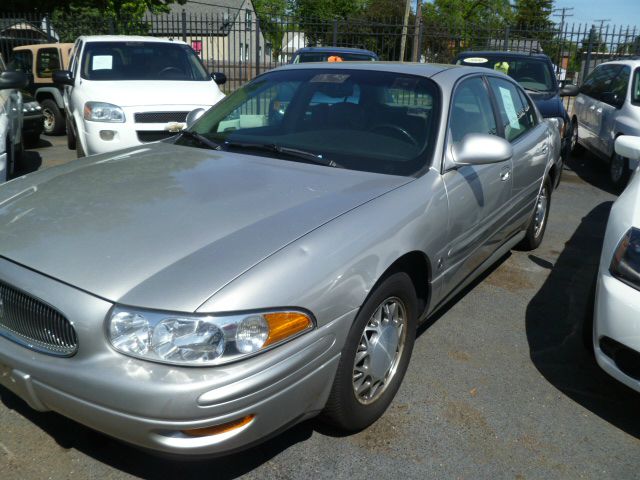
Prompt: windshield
<box><xmin>294</xmin><ymin>52</ymin><xmax>376</xmax><ymax>63</ymax></box>
<box><xmin>457</xmin><ymin>55</ymin><xmax>556</xmax><ymax>92</ymax></box>
<box><xmin>176</xmin><ymin>68</ymin><xmax>439</xmax><ymax>176</ymax></box>
<box><xmin>80</xmin><ymin>41</ymin><xmax>209</xmax><ymax>81</ymax></box>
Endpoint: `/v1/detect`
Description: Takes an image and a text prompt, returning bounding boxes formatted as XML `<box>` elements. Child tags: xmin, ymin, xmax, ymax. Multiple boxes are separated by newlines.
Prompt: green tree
<box><xmin>513</xmin><ymin>0</ymin><xmax>554</xmax><ymax>29</ymax></box>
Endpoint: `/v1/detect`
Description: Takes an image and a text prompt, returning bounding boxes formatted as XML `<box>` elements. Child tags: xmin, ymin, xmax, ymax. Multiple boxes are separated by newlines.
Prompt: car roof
<box><xmin>77</xmin><ymin>35</ymin><xmax>187</xmax><ymax>45</ymax></box>
<box><xmin>270</xmin><ymin>61</ymin><xmax>494</xmax><ymax>80</ymax></box>
<box><xmin>294</xmin><ymin>46</ymin><xmax>378</xmax><ymax>56</ymax></box>
<box><xmin>14</xmin><ymin>42</ymin><xmax>74</xmax><ymax>51</ymax></box>
<box><xmin>457</xmin><ymin>50</ymin><xmax>551</xmax><ymax>61</ymax></box>
<box><xmin>595</xmin><ymin>58</ymin><xmax>640</xmax><ymax>68</ymax></box>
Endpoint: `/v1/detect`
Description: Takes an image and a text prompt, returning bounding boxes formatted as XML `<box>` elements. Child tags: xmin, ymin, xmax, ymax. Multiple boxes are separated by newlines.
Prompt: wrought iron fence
<box><xmin>1</xmin><ymin>8</ymin><xmax>638</xmax><ymax>92</ymax></box>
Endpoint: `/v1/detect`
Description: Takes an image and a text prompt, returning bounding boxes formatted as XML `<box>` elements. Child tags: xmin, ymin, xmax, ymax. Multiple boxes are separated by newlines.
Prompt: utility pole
<box><xmin>399</xmin><ymin>0</ymin><xmax>411</xmax><ymax>61</ymax></box>
<box><xmin>593</xmin><ymin>18</ymin><xmax>610</xmax><ymax>33</ymax></box>
<box><xmin>412</xmin><ymin>1</ymin><xmax>423</xmax><ymax>62</ymax></box>
<box><xmin>552</xmin><ymin>7</ymin><xmax>573</xmax><ymax>33</ymax></box>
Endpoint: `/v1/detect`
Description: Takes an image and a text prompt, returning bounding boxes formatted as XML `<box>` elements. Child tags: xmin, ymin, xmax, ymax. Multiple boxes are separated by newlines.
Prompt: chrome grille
<box><xmin>134</xmin><ymin>111</ymin><xmax>189</xmax><ymax>123</ymax></box>
<box><xmin>0</xmin><ymin>282</ymin><xmax>78</xmax><ymax>356</ymax></box>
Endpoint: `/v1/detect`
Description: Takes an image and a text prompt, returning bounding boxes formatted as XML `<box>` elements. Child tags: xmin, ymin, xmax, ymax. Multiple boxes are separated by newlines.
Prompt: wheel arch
<box><xmin>34</xmin><ymin>88</ymin><xmax>64</xmax><ymax>108</ymax></box>
<box><xmin>372</xmin><ymin>251</ymin><xmax>431</xmax><ymax>319</ymax></box>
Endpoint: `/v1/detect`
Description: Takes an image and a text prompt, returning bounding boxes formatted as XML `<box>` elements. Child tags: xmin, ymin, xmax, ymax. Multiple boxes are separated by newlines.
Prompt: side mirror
<box><xmin>452</xmin><ymin>134</ymin><xmax>513</xmax><ymax>166</ymax></box>
<box><xmin>186</xmin><ymin>108</ymin><xmax>206</xmax><ymax>128</ymax></box>
<box><xmin>559</xmin><ymin>84</ymin><xmax>579</xmax><ymax>97</ymax></box>
<box><xmin>615</xmin><ymin>136</ymin><xmax>640</xmax><ymax>161</ymax></box>
<box><xmin>601</xmin><ymin>91</ymin><xmax>623</xmax><ymax>108</ymax></box>
<box><xmin>0</xmin><ymin>71</ymin><xmax>28</xmax><ymax>90</ymax></box>
<box><xmin>52</xmin><ymin>70</ymin><xmax>74</xmax><ymax>86</ymax></box>
<box><xmin>211</xmin><ymin>72</ymin><xmax>227</xmax><ymax>86</ymax></box>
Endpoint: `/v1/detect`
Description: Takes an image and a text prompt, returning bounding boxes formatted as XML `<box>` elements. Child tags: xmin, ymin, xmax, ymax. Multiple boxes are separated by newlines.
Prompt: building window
<box><xmin>239</xmin><ymin>43</ymin><xmax>244</xmax><ymax>63</ymax></box>
<box><xmin>266</xmin><ymin>43</ymin><xmax>272</xmax><ymax>57</ymax></box>
<box><xmin>245</xmin><ymin>10</ymin><xmax>252</xmax><ymax>28</ymax></box>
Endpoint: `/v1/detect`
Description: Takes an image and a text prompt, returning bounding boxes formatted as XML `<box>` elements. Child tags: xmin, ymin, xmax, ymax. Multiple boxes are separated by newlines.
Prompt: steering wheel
<box><xmin>158</xmin><ymin>66</ymin><xmax>183</xmax><ymax>76</ymax></box>
<box><xmin>370</xmin><ymin>124</ymin><xmax>418</xmax><ymax>146</ymax></box>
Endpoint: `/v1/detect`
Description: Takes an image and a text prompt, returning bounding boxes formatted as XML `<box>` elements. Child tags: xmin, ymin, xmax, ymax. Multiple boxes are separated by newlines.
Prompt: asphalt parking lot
<box><xmin>1</xmin><ymin>136</ymin><xmax>638</xmax><ymax>479</ymax></box>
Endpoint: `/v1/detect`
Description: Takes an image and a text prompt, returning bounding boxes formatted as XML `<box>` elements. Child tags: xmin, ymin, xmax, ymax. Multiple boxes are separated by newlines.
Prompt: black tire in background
<box><xmin>40</xmin><ymin>99</ymin><xmax>65</xmax><ymax>136</ymax></box>
<box><xmin>322</xmin><ymin>271</ymin><xmax>418</xmax><ymax>432</ymax></box>
<box><xmin>609</xmin><ymin>152</ymin><xmax>631</xmax><ymax>194</ymax></box>
<box><xmin>66</xmin><ymin>116</ymin><xmax>76</xmax><ymax>150</ymax></box>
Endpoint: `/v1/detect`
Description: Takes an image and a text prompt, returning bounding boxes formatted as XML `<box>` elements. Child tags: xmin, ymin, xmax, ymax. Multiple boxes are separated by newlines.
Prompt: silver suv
<box><xmin>573</xmin><ymin>59</ymin><xmax>640</xmax><ymax>191</ymax></box>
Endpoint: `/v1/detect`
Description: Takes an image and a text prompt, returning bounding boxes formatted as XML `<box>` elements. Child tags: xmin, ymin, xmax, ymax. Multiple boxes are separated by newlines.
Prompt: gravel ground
<box><xmin>1</xmin><ymin>138</ymin><xmax>638</xmax><ymax>479</ymax></box>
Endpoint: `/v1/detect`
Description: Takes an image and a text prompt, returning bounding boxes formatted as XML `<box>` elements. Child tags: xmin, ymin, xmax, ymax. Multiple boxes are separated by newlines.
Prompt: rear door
<box><xmin>487</xmin><ymin>76</ymin><xmax>548</xmax><ymax>228</ymax></box>
<box><xmin>442</xmin><ymin>75</ymin><xmax>513</xmax><ymax>292</ymax></box>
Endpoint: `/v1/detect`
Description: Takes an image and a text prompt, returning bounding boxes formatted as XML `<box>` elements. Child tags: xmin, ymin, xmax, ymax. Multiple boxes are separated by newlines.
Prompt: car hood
<box><xmin>528</xmin><ymin>91</ymin><xmax>563</xmax><ymax>118</ymax></box>
<box><xmin>0</xmin><ymin>143</ymin><xmax>410</xmax><ymax>311</ymax></box>
<box><xmin>80</xmin><ymin>79</ymin><xmax>224</xmax><ymax>107</ymax></box>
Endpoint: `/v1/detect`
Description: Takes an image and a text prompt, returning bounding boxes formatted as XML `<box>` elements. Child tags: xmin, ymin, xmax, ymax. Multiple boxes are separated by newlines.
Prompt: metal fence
<box><xmin>1</xmin><ymin>8</ymin><xmax>639</xmax><ymax>92</ymax></box>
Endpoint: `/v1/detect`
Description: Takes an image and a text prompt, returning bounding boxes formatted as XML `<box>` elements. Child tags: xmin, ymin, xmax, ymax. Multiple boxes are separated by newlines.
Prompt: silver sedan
<box><xmin>0</xmin><ymin>62</ymin><xmax>560</xmax><ymax>457</ymax></box>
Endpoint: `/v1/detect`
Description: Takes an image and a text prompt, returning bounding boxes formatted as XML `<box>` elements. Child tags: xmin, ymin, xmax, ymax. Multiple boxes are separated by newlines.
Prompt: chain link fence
<box><xmin>1</xmin><ymin>8</ymin><xmax>638</xmax><ymax>92</ymax></box>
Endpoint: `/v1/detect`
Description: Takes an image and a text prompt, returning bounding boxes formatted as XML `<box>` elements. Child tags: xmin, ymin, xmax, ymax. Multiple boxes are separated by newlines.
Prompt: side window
<box><xmin>488</xmin><ymin>77</ymin><xmax>535</xmax><ymax>142</ymax></box>
<box><xmin>70</xmin><ymin>41</ymin><xmax>82</xmax><ymax>77</ymax></box>
<box><xmin>633</xmin><ymin>68</ymin><xmax>640</xmax><ymax>105</ymax></box>
<box><xmin>605</xmin><ymin>65</ymin><xmax>631</xmax><ymax>106</ymax></box>
<box><xmin>36</xmin><ymin>48</ymin><xmax>61</xmax><ymax>78</ymax></box>
<box><xmin>448</xmin><ymin>77</ymin><xmax>497</xmax><ymax>144</ymax></box>
<box><xmin>580</xmin><ymin>64</ymin><xmax>622</xmax><ymax>99</ymax></box>
<box><xmin>8</xmin><ymin>51</ymin><xmax>33</xmax><ymax>74</ymax></box>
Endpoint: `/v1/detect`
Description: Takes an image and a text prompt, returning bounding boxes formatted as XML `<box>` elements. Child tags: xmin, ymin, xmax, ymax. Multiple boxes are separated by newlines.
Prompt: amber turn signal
<box><xmin>263</xmin><ymin>312</ymin><xmax>313</xmax><ymax>347</ymax></box>
<box><xmin>182</xmin><ymin>414</ymin><xmax>255</xmax><ymax>437</ymax></box>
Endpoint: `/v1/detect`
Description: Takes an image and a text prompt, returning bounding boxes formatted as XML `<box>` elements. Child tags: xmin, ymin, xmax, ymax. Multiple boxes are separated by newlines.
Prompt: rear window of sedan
<box><xmin>182</xmin><ymin>68</ymin><xmax>441</xmax><ymax>177</ymax></box>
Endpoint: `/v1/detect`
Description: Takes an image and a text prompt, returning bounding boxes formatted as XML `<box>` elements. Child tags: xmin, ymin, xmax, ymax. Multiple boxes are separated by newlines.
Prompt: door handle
<box><xmin>536</xmin><ymin>144</ymin><xmax>548</xmax><ymax>155</ymax></box>
<box><xmin>500</xmin><ymin>167</ymin><xmax>511</xmax><ymax>181</ymax></box>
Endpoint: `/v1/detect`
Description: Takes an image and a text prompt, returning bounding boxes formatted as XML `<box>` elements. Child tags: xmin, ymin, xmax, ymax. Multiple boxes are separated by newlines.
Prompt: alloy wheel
<box><xmin>533</xmin><ymin>187</ymin><xmax>548</xmax><ymax>239</ymax></box>
<box><xmin>352</xmin><ymin>297</ymin><xmax>407</xmax><ymax>405</ymax></box>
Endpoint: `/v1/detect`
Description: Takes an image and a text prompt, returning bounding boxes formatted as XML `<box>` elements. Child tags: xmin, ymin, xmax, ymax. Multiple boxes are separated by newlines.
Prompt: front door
<box><xmin>442</xmin><ymin>76</ymin><xmax>513</xmax><ymax>292</ymax></box>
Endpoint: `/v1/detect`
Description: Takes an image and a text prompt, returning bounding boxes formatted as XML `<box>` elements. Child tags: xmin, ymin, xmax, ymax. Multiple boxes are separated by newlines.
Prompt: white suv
<box><xmin>0</xmin><ymin>58</ymin><xmax>26</xmax><ymax>182</ymax></box>
<box><xmin>573</xmin><ymin>59</ymin><xmax>640</xmax><ymax>191</ymax></box>
<box><xmin>54</xmin><ymin>36</ymin><xmax>226</xmax><ymax>157</ymax></box>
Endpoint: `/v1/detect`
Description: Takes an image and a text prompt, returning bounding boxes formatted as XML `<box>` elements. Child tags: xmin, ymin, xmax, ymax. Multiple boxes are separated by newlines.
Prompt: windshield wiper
<box><xmin>223</xmin><ymin>141</ymin><xmax>343</xmax><ymax>168</ymax></box>
<box><xmin>180</xmin><ymin>130</ymin><xmax>222</xmax><ymax>150</ymax></box>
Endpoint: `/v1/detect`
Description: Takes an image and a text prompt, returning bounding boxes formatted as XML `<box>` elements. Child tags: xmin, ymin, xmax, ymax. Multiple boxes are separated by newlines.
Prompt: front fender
<box><xmin>35</xmin><ymin>87</ymin><xmax>64</xmax><ymax>109</ymax></box>
<box><xmin>197</xmin><ymin>171</ymin><xmax>450</xmax><ymax>327</ymax></box>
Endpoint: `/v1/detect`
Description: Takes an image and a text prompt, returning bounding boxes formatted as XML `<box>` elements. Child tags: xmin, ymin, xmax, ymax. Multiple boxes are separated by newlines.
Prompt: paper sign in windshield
<box><xmin>92</xmin><ymin>55</ymin><xmax>113</xmax><ymax>70</ymax></box>
<box><xmin>463</xmin><ymin>57</ymin><xmax>488</xmax><ymax>64</ymax></box>
<box><xmin>310</xmin><ymin>73</ymin><xmax>350</xmax><ymax>83</ymax></box>
<box><xmin>498</xmin><ymin>86</ymin><xmax>520</xmax><ymax>130</ymax></box>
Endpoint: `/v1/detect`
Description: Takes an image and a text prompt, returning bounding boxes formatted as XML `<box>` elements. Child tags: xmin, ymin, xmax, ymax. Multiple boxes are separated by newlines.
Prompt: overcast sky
<box><xmin>551</xmin><ymin>0</ymin><xmax>639</xmax><ymax>29</ymax></box>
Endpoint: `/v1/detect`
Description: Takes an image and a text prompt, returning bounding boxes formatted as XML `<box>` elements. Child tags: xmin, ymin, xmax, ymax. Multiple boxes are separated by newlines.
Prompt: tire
<box><xmin>322</xmin><ymin>271</ymin><xmax>417</xmax><ymax>432</ymax></box>
<box><xmin>66</xmin><ymin>116</ymin><xmax>76</xmax><ymax>150</ymax></box>
<box><xmin>40</xmin><ymin>99</ymin><xmax>65</xmax><ymax>136</ymax></box>
<box><xmin>76</xmin><ymin>138</ymin><xmax>86</xmax><ymax>158</ymax></box>
<box><xmin>518</xmin><ymin>177</ymin><xmax>551</xmax><ymax>251</ymax></box>
<box><xmin>609</xmin><ymin>152</ymin><xmax>631</xmax><ymax>194</ymax></box>
<box><xmin>570</xmin><ymin>118</ymin><xmax>582</xmax><ymax>155</ymax></box>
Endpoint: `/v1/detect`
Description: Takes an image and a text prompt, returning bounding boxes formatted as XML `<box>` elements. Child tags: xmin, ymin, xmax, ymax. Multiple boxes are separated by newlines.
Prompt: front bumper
<box><xmin>0</xmin><ymin>258</ymin><xmax>352</xmax><ymax>456</ymax></box>
<box><xmin>594</xmin><ymin>271</ymin><xmax>640</xmax><ymax>392</ymax></box>
<box><xmin>80</xmin><ymin>105</ymin><xmax>212</xmax><ymax>156</ymax></box>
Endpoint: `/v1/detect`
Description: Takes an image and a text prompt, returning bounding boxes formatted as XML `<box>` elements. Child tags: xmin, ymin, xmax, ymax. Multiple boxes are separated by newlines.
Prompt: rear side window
<box><xmin>580</xmin><ymin>64</ymin><xmax>622</xmax><ymax>99</ymax></box>
<box><xmin>633</xmin><ymin>69</ymin><xmax>640</xmax><ymax>105</ymax></box>
<box><xmin>8</xmin><ymin>50</ymin><xmax>32</xmax><ymax>74</ymax></box>
<box><xmin>488</xmin><ymin>77</ymin><xmax>535</xmax><ymax>142</ymax></box>
<box><xmin>36</xmin><ymin>48</ymin><xmax>61</xmax><ymax>78</ymax></box>
<box><xmin>448</xmin><ymin>77</ymin><xmax>497</xmax><ymax>144</ymax></box>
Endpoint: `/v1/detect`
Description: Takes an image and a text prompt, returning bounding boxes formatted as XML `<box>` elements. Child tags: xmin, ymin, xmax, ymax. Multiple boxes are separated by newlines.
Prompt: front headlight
<box><xmin>610</xmin><ymin>227</ymin><xmax>640</xmax><ymax>290</ymax></box>
<box><xmin>108</xmin><ymin>306</ymin><xmax>314</xmax><ymax>366</ymax></box>
<box><xmin>84</xmin><ymin>102</ymin><xmax>125</xmax><ymax>122</ymax></box>
<box><xmin>22</xmin><ymin>101</ymin><xmax>42</xmax><ymax>113</ymax></box>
